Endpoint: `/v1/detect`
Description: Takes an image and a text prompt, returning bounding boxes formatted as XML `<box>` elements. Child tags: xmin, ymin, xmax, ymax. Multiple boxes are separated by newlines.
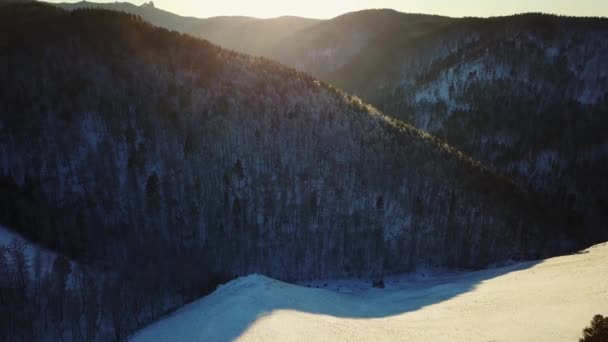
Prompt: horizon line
<box><xmin>46</xmin><ymin>0</ymin><xmax>608</xmax><ymax>21</ymax></box>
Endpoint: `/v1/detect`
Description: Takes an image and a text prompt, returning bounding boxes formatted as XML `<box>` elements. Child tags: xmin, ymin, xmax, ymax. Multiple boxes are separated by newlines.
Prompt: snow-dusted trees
<box><xmin>0</xmin><ymin>3</ymin><xmax>573</xmax><ymax>281</ymax></box>
<box><xmin>0</xmin><ymin>4</ymin><xmax>584</xmax><ymax>339</ymax></box>
<box><xmin>325</xmin><ymin>15</ymin><xmax>608</xmax><ymax>246</ymax></box>
<box><xmin>0</xmin><ymin>240</ymin><xmax>34</xmax><ymax>340</ymax></box>
<box><xmin>0</xmin><ymin>238</ymin><xmax>159</xmax><ymax>341</ymax></box>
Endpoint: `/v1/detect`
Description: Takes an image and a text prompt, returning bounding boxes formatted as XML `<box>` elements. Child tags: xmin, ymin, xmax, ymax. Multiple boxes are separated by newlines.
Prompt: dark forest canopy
<box><xmin>0</xmin><ymin>2</ymin><xmax>602</xmax><ymax>340</ymax></box>
<box><xmin>51</xmin><ymin>2</ymin><xmax>608</xmax><ymax>247</ymax></box>
<box><xmin>0</xmin><ymin>2</ymin><xmax>576</xmax><ymax>277</ymax></box>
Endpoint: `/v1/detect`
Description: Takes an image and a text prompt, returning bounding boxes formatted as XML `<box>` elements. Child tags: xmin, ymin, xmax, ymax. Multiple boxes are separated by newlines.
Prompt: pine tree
<box><xmin>580</xmin><ymin>314</ymin><xmax>608</xmax><ymax>342</ymax></box>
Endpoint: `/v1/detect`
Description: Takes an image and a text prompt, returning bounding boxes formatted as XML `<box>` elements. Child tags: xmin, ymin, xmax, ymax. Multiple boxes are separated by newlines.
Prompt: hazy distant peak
<box><xmin>0</xmin><ymin>0</ymin><xmax>36</xmax><ymax>4</ymax></box>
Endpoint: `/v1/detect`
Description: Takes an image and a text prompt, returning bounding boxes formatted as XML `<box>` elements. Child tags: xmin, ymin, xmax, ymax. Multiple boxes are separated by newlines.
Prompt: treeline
<box><xmin>1</xmin><ymin>239</ymin><xmax>101</xmax><ymax>341</ymax></box>
<box><xmin>0</xmin><ymin>238</ymin><xmax>227</xmax><ymax>341</ymax></box>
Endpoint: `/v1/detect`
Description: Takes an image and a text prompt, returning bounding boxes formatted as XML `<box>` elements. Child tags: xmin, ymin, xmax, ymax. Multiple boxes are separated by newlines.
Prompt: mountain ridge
<box><xmin>66</xmin><ymin>2</ymin><xmax>606</xmax><ymax>245</ymax></box>
<box><xmin>0</xmin><ymin>3</ymin><xmax>574</xmax><ymax>280</ymax></box>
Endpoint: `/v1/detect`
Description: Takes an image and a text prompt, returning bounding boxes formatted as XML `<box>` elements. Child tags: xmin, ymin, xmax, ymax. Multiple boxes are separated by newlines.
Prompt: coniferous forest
<box><xmin>0</xmin><ymin>2</ymin><xmax>607</xmax><ymax>341</ymax></box>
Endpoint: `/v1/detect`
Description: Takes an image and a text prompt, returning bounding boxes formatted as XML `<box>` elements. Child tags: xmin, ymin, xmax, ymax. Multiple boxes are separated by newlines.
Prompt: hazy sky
<box><xmin>49</xmin><ymin>0</ymin><xmax>608</xmax><ymax>19</ymax></box>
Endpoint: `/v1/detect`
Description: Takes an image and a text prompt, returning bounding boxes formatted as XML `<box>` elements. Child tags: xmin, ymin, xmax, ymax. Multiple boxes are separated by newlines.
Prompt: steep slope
<box><xmin>47</xmin><ymin>4</ymin><xmax>608</xmax><ymax>244</ymax></box>
<box><xmin>132</xmin><ymin>243</ymin><xmax>608</xmax><ymax>342</ymax></box>
<box><xmin>263</xmin><ymin>14</ymin><xmax>608</xmax><ymax>245</ymax></box>
<box><xmin>342</xmin><ymin>15</ymin><xmax>608</xmax><ymax>244</ymax></box>
<box><xmin>0</xmin><ymin>3</ymin><xmax>575</xmax><ymax>283</ymax></box>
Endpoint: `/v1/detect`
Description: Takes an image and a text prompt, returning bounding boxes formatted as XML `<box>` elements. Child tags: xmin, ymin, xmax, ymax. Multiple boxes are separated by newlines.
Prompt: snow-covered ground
<box><xmin>132</xmin><ymin>242</ymin><xmax>608</xmax><ymax>342</ymax></box>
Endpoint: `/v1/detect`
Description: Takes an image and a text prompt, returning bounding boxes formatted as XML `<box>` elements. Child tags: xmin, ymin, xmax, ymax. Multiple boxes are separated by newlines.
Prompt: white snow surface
<box><xmin>132</xmin><ymin>242</ymin><xmax>608</xmax><ymax>342</ymax></box>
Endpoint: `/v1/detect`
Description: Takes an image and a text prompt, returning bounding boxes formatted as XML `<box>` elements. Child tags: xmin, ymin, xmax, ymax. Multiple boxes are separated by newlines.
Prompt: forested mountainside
<box><xmin>323</xmin><ymin>14</ymin><xmax>608</xmax><ymax>244</ymax></box>
<box><xmin>247</xmin><ymin>12</ymin><xmax>608</xmax><ymax>245</ymax></box>
<box><xmin>0</xmin><ymin>3</ymin><xmax>577</xmax><ymax>281</ymax></box>
<box><xmin>50</xmin><ymin>3</ymin><xmax>608</xmax><ymax>243</ymax></box>
<box><xmin>0</xmin><ymin>3</ymin><xmax>598</xmax><ymax>340</ymax></box>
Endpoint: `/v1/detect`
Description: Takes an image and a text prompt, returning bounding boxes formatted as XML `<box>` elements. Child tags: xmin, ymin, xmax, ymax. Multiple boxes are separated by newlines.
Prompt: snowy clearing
<box><xmin>132</xmin><ymin>243</ymin><xmax>608</xmax><ymax>342</ymax></box>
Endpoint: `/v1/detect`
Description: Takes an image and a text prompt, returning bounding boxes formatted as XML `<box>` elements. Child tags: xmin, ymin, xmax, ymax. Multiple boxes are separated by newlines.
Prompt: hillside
<box><xmin>265</xmin><ymin>12</ymin><xmax>608</xmax><ymax>246</ymax></box>
<box><xmin>1</xmin><ymin>2</ymin><xmax>577</xmax><ymax>279</ymax></box>
<box><xmin>0</xmin><ymin>3</ymin><xmax>597</xmax><ymax>340</ymax></box>
<box><xmin>49</xmin><ymin>3</ymin><xmax>608</xmax><ymax>245</ymax></box>
<box><xmin>132</xmin><ymin>243</ymin><xmax>608</xmax><ymax>342</ymax></box>
<box><xmin>324</xmin><ymin>15</ymin><xmax>608</xmax><ymax>246</ymax></box>
<box><xmin>268</xmin><ymin>9</ymin><xmax>452</xmax><ymax>76</ymax></box>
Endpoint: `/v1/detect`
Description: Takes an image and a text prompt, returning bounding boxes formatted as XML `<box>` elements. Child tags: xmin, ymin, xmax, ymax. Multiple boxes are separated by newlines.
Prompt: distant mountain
<box><xmin>54</xmin><ymin>1</ymin><xmax>320</xmax><ymax>55</ymax></box>
<box><xmin>268</xmin><ymin>9</ymin><xmax>452</xmax><ymax>75</ymax></box>
<box><xmin>55</xmin><ymin>1</ymin><xmax>206</xmax><ymax>32</ymax></box>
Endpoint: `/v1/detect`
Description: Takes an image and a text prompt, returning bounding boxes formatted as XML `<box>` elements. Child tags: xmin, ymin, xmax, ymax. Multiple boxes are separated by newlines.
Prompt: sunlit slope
<box><xmin>132</xmin><ymin>243</ymin><xmax>608</xmax><ymax>342</ymax></box>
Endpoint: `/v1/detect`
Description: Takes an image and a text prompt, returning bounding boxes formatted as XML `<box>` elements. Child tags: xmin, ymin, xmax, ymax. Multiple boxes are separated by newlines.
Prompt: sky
<box><xmin>48</xmin><ymin>0</ymin><xmax>608</xmax><ymax>19</ymax></box>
